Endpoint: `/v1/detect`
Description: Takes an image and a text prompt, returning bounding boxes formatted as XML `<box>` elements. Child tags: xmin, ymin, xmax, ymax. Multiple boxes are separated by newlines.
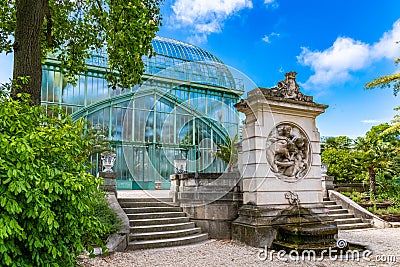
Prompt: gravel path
<box><xmin>78</xmin><ymin>228</ymin><xmax>400</xmax><ymax>267</ymax></box>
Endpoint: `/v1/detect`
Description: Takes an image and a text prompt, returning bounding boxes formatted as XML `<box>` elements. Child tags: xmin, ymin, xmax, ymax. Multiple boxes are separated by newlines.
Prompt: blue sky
<box><xmin>157</xmin><ymin>0</ymin><xmax>400</xmax><ymax>138</ymax></box>
<box><xmin>1</xmin><ymin>0</ymin><xmax>399</xmax><ymax>138</ymax></box>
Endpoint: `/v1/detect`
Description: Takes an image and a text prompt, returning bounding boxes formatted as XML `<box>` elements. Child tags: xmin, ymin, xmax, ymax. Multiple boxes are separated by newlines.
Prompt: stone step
<box><xmin>323</xmin><ymin>196</ymin><xmax>375</xmax><ymax>231</ymax></box>
<box><xmin>130</xmin><ymin>217</ymin><xmax>190</xmax><ymax>227</ymax></box>
<box><xmin>119</xmin><ymin>198</ymin><xmax>173</xmax><ymax>203</ymax></box>
<box><xmin>324</xmin><ymin>204</ymin><xmax>342</xmax><ymax>210</ymax></box>
<box><xmin>130</xmin><ymin>228</ymin><xmax>202</xmax><ymax>241</ymax></box>
<box><xmin>127</xmin><ymin>212</ymin><xmax>186</xmax><ymax>220</ymax></box>
<box><xmin>323</xmin><ymin>200</ymin><xmax>337</xmax><ymax>205</ymax></box>
<box><xmin>333</xmin><ymin>218</ymin><xmax>363</xmax><ymax>225</ymax></box>
<box><xmin>328</xmin><ymin>209</ymin><xmax>349</xmax><ymax>215</ymax></box>
<box><xmin>323</xmin><ymin>197</ymin><xmax>330</xmax><ymax>201</ymax></box>
<box><xmin>337</xmin><ymin>223</ymin><xmax>372</xmax><ymax>230</ymax></box>
<box><xmin>123</xmin><ymin>206</ymin><xmax>183</xmax><ymax>214</ymax></box>
<box><xmin>128</xmin><ymin>233</ymin><xmax>209</xmax><ymax>250</ymax></box>
<box><xmin>120</xmin><ymin>201</ymin><xmax>179</xmax><ymax>208</ymax></box>
<box><xmin>131</xmin><ymin>222</ymin><xmax>197</xmax><ymax>233</ymax></box>
<box><xmin>327</xmin><ymin>213</ymin><xmax>354</xmax><ymax>220</ymax></box>
<box><xmin>327</xmin><ymin>209</ymin><xmax>349</xmax><ymax>215</ymax></box>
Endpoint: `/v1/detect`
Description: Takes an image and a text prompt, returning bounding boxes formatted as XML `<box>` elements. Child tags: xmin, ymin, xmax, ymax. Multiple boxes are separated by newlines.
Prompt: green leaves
<box><xmin>2</xmin><ymin>1</ymin><xmax>162</xmax><ymax>103</ymax></box>
<box><xmin>321</xmin><ymin>127</ymin><xmax>400</xmax><ymax>185</ymax></box>
<box><xmin>213</xmin><ymin>134</ymin><xmax>239</xmax><ymax>172</ymax></box>
<box><xmin>0</xmin><ymin>94</ymin><xmax>114</xmax><ymax>266</ymax></box>
<box><xmin>366</xmin><ymin>70</ymin><xmax>400</xmax><ymax>96</ymax></box>
<box><xmin>0</xmin><ymin>0</ymin><xmax>15</xmax><ymax>54</ymax></box>
<box><xmin>321</xmin><ymin>146</ymin><xmax>364</xmax><ymax>183</ymax></box>
<box><xmin>366</xmin><ymin>54</ymin><xmax>400</xmax><ymax>96</ymax></box>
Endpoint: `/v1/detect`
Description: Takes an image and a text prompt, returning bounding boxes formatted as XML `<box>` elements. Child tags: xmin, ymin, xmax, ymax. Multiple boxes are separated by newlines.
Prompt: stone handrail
<box><xmin>328</xmin><ymin>190</ymin><xmax>391</xmax><ymax>228</ymax></box>
<box><xmin>105</xmin><ymin>192</ymin><xmax>130</xmax><ymax>252</ymax></box>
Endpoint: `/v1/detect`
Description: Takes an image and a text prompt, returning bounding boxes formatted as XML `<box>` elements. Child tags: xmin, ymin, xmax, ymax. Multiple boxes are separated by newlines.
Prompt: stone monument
<box><xmin>232</xmin><ymin>72</ymin><xmax>334</xmax><ymax>248</ymax></box>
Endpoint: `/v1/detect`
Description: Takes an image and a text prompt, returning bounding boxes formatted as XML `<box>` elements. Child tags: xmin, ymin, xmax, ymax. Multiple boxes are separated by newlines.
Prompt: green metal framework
<box><xmin>41</xmin><ymin>36</ymin><xmax>244</xmax><ymax>190</ymax></box>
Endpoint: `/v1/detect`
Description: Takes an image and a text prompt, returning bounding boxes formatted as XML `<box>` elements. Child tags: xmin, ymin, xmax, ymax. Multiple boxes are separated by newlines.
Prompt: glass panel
<box><xmin>134</xmin><ymin>95</ymin><xmax>154</xmax><ymax>110</ymax></box>
<box><xmin>134</xmin><ymin>109</ymin><xmax>151</xmax><ymax>142</ymax></box>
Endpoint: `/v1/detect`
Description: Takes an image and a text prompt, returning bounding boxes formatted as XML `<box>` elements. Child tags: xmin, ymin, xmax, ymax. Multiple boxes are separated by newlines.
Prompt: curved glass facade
<box><xmin>41</xmin><ymin>36</ymin><xmax>244</xmax><ymax>190</ymax></box>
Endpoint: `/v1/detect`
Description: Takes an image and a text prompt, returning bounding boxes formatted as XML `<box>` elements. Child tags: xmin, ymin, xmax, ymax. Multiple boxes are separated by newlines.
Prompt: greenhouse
<box><xmin>41</xmin><ymin>36</ymin><xmax>244</xmax><ymax>190</ymax></box>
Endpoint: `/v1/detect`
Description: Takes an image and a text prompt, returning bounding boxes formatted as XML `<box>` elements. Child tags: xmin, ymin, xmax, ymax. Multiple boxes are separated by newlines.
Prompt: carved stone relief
<box><xmin>266</xmin><ymin>123</ymin><xmax>311</xmax><ymax>182</ymax></box>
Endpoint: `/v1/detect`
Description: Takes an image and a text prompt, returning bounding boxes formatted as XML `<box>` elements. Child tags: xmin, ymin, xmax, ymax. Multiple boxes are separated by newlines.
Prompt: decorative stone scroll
<box><xmin>266</xmin><ymin>123</ymin><xmax>311</xmax><ymax>182</ymax></box>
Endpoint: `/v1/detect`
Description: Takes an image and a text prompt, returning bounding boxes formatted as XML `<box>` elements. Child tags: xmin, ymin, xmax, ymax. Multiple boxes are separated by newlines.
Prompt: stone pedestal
<box><xmin>322</xmin><ymin>176</ymin><xmax>335</xmax><ymax>198</ymax></box>
<box><xmin>99</xmin><ymin>172</ymin><xmax>117</xmax><ymax>195</ymax></box>
<box><xmin>170</xmin><ymin>172</ymin><xmax>242</xmax><ymax>239</ymax></box>
<box><xmin>232</xmin><ymin>72</ymin><xmax>333</xmax><ymax>248</ymax></box>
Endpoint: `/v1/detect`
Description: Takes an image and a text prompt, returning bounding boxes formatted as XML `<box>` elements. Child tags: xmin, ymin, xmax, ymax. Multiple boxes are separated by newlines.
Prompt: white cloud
<box><xmin>297</xmin><ymin>37</ymin><xmax>371</xmax><ymax>86</ymax></box>
<box><xmin>262</xmin><ymin>32</ymin><xmax>280</xmax><ymax>44</ymax></box>
<box><xmin>264</xmin><ymin>0</ymin><xmax>279</xmax><ymax>8</ymax></box>
<box><xmin>262</xmin><ymin>35</ymin><xmax>270</xmax><ymax>43</ymax></box>
<box><xmin>361</xmin><ymin>119</ymin><xmax>381</xmax><ymax>124</ymax></box>
<box><xmin>371</xmin><ymin>19</ymin><xmax>400</xmax><ymax>60</ymax></box>
<box><xmin>298</xmin><ymin>19</ymin><xmax>400</xmax><ymax>89</ymax></box>
<box><xmin>171</xmin><ymin>0</ymin><xmax>253</xmax><ymax>43</ymax></box>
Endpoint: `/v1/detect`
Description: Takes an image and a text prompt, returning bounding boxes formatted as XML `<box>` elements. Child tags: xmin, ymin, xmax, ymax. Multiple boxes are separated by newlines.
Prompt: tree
<box><xmin>366</xmin><ymin>42</ymin><xmax>400</xmax><ymax>134</ymax></box>
<box><xmin>321</xmin><ymin>136</ymin><xmax>364</xmax><ymax>183</ymax></box>
<box><xmin>321</xmin><ymin>147</ymin><xmax>364</xmax><ymax>183</ymax></box>
<box><xmin>366</xmin><ymin>42</ymin><xmax>400</xmax><ymax>96</ymax></box>
<box><xmin>0</xmin><ymin>0</ymin><xmax>162</xmax><ymax>105</ymax></box>
<box><xmin>321</xmin><ymin>135</ymin><xmax>353</xmax><ymax>153</ymax></box>
<box><xmin>214</xmin><ymin>134</ymin><xmax>238</xmax><ymax>172</ymax></box>
<box><xmin>354</xmin><ymin>123</ymin><xmax>400</xmax><ymax>200</ymax></box>
<box><xmin>382</xmin><ymin>106</ymin><xmax>400</xmax><ymax>136</ymax></box>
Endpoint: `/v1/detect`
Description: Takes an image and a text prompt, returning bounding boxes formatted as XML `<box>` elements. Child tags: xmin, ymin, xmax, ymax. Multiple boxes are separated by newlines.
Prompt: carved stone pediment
<box><xmin>262</xmin><ymin>72</ymin><xmax>313</xmax><ymax>102</ymax></box>
<box><xmin>266</xmin><ymin>123</ymin><xmax>311</xmax><ymax>182</ymax></box>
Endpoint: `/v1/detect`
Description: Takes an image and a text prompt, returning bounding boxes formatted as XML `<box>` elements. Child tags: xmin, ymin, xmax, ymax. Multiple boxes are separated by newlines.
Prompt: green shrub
<box><xmin>90</xmin><ymin>190</ymin><xmax>122</xmax><ymax>242</ymax></box>
<box><xmin>321</xmin><ymin>148</ymin><xmax>365</xmax><ymax>183</ymax></box>
<box><xmin>376</xmin><ymin>173</ymin><xmax>400</xmax><ymax>206</ymax></box>
<box><xmin>366</xmin><ymin>206</ymin><xmax>400</xmax><ymax>215</ymax></box>
<box><xmin>0</xmin><ymin>93</ymin><xmax>112</xmax><ymax>266</ymax></box>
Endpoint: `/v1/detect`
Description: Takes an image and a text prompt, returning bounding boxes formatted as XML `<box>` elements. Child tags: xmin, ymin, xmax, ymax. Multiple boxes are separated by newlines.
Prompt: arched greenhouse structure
<box><xmin>41</xmin><ymin>36</ymin><xmax>244</xmax><ymax>190</ymax></box>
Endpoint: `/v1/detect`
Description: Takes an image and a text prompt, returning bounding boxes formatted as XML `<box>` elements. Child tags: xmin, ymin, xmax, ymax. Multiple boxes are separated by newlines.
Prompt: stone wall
<box><xmin>170</xmin><ymin>172</ymin><xmax>242</xmax><ymax>239</ymax></box>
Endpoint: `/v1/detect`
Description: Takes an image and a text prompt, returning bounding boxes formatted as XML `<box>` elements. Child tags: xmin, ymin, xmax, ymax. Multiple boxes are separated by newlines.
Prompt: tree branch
<box><xmin>96</xmin><ymin>0</ymin><xmax>103</xmax><ymax>13</ymax></box>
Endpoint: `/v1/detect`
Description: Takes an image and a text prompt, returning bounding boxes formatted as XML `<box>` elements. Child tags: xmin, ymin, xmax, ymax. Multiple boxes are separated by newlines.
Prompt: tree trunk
<box><xmin>12</xmin><ymin>0</ymin><xmax>45</xmax><ymax>105</ymax></box>
<box><xmin>368</xmin><ymin>167</ymin><xmax>376</xmax><ymax>201</ymax></box>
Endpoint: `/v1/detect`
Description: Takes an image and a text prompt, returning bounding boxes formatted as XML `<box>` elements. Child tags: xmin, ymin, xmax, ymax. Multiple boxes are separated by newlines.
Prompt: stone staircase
<box><xmin>119</xmin><ymin>198</ymin><xmax>208</xmax><ymax>250</ymax></box>
<box><xmin>323</xmin><ymin>197</ymin><xmax>372</xmax><ymax>230</ymax></box>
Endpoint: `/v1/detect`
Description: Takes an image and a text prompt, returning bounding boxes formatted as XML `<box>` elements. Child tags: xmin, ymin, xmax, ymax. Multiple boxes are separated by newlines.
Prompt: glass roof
<box><xmin>80</xmin><ymin>36</ymin><xmax>243</xmax><ymax>91</ymax></box>
<box><xmin>152</xmin><ymin>36</ymin><xmax>223</xmax><ymax>64</ymax></box>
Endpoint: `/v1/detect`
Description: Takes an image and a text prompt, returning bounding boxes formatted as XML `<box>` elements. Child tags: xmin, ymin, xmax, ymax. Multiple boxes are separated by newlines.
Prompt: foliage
<box><xmin>364</xmin><ymin>173</ymin><xmax>400</xmax><ymax>215</ymax></box>
<box><xmin>366</xmin><ymin>205</ymin><xmax>400</xmax><ymax>215</ymax></box>
<box><xmin>365</xmin><ymin>42</ymin><xmax>400</xmax><ymax>137</ymax></box>
<box><xmin>0</xmin><ymin>91</ymin><xmax>116</xmax><ymax>266</ymax></box>
<box><xmin>344</xmin><ymin>191</ymin><xmax>368</xmax><ymax>203</ymax></box>
<box><xmin>0</xmin><ymin>0</ymin><xmax>162</xmax><ymax>103</ymax></box>
<box><xmin>366</xmin><ymin>50</ymin><xmax>400</xmax><ymax>96</ymax></box>
<box><xmin>213</xmin><ymin>134</ymin><xmax>239</xmax><ymax>172</ymax></box>
<box><xmin>88</xmin><ymin>190</ymin><xmax>122</xmax><ymax>242</ymax></box>
<box><xmin>375</xmin><ymin>173</ymin><xmax>400</xmax><ymax>206</ymax></box>
<box><xmin>354</xmin><ymin>123</ymin><xmax>400</xmax><ymax>200</ymax></box>
<box><xmin>321</xmin><ymin>136</ymin><xmax>365</xmax><ymax>183</ymax></box>
<box><xmin>321</xmin><ymin>135</ymin><xmax>353</xmax><ymax>153</ymax></box>
<box><xmin>382</xmin><ymin>106</ymin><xmax>400</xmax><ymax>136</ymax></box>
